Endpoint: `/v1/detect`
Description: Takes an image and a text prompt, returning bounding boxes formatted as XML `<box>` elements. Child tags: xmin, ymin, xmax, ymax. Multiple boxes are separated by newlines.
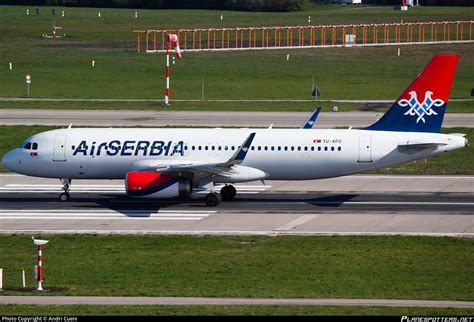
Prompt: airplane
<box><xmin>2</xmin><ymin>54</ymin><xmax>468</xmax><ymax>207</ymax></box>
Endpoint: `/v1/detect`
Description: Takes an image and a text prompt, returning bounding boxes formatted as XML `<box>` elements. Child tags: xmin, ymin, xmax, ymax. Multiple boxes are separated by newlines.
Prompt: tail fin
<box><xmin>364</xmin><ymin>54</ymin><xmax>459</xmax><ymax>133</ymax></box>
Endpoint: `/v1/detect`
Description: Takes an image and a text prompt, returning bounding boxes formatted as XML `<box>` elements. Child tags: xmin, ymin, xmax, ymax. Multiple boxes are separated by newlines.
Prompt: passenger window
<box><xmin>297</xmin><ymin>147</ymin><xmax>301</xmax><ymax>151</ymax></box>
<box><xmin>338</xmin><ymin>147</ymin><xmax>342</xmax><ymax>151</ymax></box>
<box><xmin>251</xmin><ymin>146</ymin><xmax>255</xmax><ymax>151</ymax></box>
<box><xmin>324</xmin><ymin>147</ymin><xmax>328</xmax><ymax>151</ymax></box>
<box><xmin>331</xmin><ymin>147</ymin><xmax>335</xmax><ymax>151</ymax></box>
<box><xmin>318</xmin><ymin>147</ymin><xmax>321</xmax><ymax>151</ymax></box>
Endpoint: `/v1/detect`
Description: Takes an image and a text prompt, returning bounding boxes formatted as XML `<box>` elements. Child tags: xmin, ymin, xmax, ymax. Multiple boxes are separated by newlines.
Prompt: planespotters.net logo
<box><xmin>402</xmin><ymin>317</ymin><xmax>474</xmax><ymax>322</ymax></box>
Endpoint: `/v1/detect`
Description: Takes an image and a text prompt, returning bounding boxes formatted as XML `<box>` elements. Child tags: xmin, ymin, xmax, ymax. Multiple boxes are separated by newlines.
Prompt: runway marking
<box><xmin>0</xmin><ymin>184</ymin><xmax>272</xmax><ymax>195</ymax></box>
<box><xmin>274</xmin><ymin>214</ymin><xmax>319</xmax><ymax>231</ymax></box>
<box><xmin>0</xmin><ymin>209</ymin><xmax>216</xmax><ymax>221</ymax></box>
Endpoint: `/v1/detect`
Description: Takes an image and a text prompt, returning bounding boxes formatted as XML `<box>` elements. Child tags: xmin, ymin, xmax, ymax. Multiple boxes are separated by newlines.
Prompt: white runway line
<box><xmin>0</xmin><ymin>184</ymin><xmax>272</xmax><ymax>195</ymax></box>
<box><xmin>0</xmin><ymin>209</ymin><xmax>216</xmax><ymax>221</ymax></box>
<box><xmin>274</xmin><ymin>214</ymin><xmax>319</xmax><ymax>231</ymax></box>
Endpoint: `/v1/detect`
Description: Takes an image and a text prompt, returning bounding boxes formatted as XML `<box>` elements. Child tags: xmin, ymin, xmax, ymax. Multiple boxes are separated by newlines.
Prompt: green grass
<box><xmin>1</xmin><ymin>126</ymin><xmax>472</xmax><ymax>174</ymax></box>
<box><xmin>0</xmin><ymin>5</ymin><xmax>473</xmax><ymax>110</ymax></box>
<box><xmin>1</xmin><ymin>304</ymin><xmax>473</xmax><ymax>316</ymax></box>
<box><xmin>0</xmin><ymin>99</ymin><xmax>472</xmax><ymax>112</ymax></box>
<box><xmin>0</xmin><ymin>235</ymin><xmax>473</xmax><ymax>300</ymax></box>
<box><xmin>0</xmin><ymin>100</ymin><xmax>367</xmax><ymax>112</ymax></box>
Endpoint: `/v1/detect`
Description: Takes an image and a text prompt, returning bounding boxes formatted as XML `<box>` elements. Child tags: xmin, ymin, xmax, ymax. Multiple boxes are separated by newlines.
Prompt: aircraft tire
<box><xmin>220</xmin><ymin>185</ymin><xmax>236</xmax><ymax>201</ymax></box>
<box><xmin>59</xmin><ymin>192</ymin><xmax>70</xmax><ymax>202</ymax></box>
<box><xmin>204</xmin><ymin>192</ymin><xmax>222</xmax><ymax>207</ymax></box>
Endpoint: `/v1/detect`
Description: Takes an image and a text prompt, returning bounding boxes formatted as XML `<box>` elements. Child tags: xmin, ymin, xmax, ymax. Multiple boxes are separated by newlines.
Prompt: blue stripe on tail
<box><xmin>364</xmin><ymin>99</ymin><xmax>447</xmax><ymax>133</ymax></box>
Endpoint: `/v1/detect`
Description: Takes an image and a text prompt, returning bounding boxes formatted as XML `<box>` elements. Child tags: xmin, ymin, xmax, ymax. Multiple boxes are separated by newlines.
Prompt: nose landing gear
<box><xmin>59</xmin><ymin>178</ymin><xmax>71</xmax><ymax>202</ymax></box>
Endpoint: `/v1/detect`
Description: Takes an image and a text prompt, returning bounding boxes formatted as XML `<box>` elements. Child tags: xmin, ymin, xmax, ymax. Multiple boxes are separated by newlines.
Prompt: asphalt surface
<box><xmin>1</xmin><ymin>109</ymin><xmax>473</xmax><ymax>127</ymax></box>
<box><xmin>0</xmin><ymin>174</ymin><xmax>472</xmax><ymax>236</ymax></box>
<box><xmin>1</xmin><ymin>296</ymin><xmax>473</xmax><ymax>308</ymax></box>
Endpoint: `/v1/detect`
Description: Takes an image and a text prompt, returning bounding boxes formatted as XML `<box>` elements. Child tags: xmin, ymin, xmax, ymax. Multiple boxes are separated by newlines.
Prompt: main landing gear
<box><xmin>204</xmin><ymin>192</ymin><xmax>222</xmax><ymax>207</ymax></box>
<box><xmin>59</xmin><ymin>178</ymin><xmax>71</xmax><ymax>202</ymax></box>
<box><xmin>203</xmin><ymin>185</ymin><xmax>237</xmax><ymax>207</ymax></box>
<box><xmin>220</xmin><ymin>185</ymin><xmax>236</xmax><ymax>201</ymax></box>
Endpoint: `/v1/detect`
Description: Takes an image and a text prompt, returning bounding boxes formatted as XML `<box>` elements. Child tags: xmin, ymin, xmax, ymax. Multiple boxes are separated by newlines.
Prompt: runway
<box><xmin>0</xmin><ymin>174</ymin><xmax>472</xmax><ymax>236</ymax></box>
<box><xmin>1</xmin><ymin>296</ymin><xmax>473</xmax><ymax>308</ymax></box>
<box><xmin>1</xmin><ymin>109</ymin><xmax>473</xmax><ymax>127</ymax></box>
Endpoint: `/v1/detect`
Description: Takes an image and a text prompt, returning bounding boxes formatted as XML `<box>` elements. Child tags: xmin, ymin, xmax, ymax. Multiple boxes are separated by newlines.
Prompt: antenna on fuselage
<box><xmin>67</xmin><ymin>123</ymin><xmax>72</xmax><ymax>129</ymax></box>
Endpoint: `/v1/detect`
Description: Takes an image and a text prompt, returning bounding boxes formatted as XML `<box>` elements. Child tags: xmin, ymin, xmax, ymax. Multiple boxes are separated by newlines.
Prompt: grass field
<box><xmin>1</xmin><ymin>304</ymin><xmax>474</xmax><ymax>316</ymax></box>
<box><xmin>0</xmin><ymin>5</ymin><xmax>473</xmax><ymax>111</ymax></box>
<box><xmin>0</xmin><ymin>125</ymin><xmax>472</xmax><ymax>174</ymax></box>
<box><xmin>0</xmin><ymin>235</ymin><xmax>473</xmax><ymax>301</ymax></box>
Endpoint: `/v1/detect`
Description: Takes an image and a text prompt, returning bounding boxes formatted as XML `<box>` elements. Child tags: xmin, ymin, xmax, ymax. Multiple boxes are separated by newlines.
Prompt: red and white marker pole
<box><xmin>164</xmin><ymin>34</ymin><xmax>182</xmax><ymax>105</ymax></box>
<box><xmin>37</xmin><ymin>245</ymin><xmax>44</xmax><ymax>290</ymax></box>
<box><xmin>32</xmin><ymin>237</ymin><xmax>48</xmax><ymax>291</ymax></box>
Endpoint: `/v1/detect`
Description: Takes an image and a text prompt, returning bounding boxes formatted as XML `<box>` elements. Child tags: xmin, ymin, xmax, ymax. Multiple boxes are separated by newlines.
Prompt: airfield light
<box><xmin>25</xmin><ymin>74</ymin><xmax>32</xmax><ymax>98</ymax></box>
<box><xmin>32</xmin><ymin>236</ymin><xmax>49</xmax><ymax>291</ymax></box>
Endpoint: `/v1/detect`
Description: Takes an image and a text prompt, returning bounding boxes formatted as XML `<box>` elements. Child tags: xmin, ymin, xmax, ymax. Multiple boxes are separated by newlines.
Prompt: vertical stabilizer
<box><xmin>365</xmin><ymin>54</ymin><xmax>459</xmax><ymax>133</ymax></box>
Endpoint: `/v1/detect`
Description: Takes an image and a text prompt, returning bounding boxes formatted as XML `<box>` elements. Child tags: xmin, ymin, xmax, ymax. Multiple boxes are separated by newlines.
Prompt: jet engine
<box><xmin>125</xmin><ymin>172</ymin><xmax>192</xmax><ymax>199</ymax></box>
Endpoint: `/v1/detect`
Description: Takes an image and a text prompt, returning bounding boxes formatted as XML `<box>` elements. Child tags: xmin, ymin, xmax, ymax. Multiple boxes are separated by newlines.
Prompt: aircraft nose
<box><xmin>2</xmin><ymin>150</ymin><xmax>18</xmax><ymax>172</ymax></box>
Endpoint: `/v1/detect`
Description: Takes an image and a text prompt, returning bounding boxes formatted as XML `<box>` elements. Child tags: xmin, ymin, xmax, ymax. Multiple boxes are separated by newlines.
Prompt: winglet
<box><xmin>219</xmin><ymin>132</ymin><xmax>256</xmax><ymax>166</ymax></box>
<box><xmin>301</xmin><ymin>107</ymin><xmax>321</xmax><ymax>129</ymax></box>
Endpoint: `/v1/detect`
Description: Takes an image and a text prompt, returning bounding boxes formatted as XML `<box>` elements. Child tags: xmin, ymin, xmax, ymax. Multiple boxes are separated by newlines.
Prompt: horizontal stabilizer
<box><xmin>398</xmin><ymin>142</ymin><xmax>446</xmax><ymax>149</ymax></box>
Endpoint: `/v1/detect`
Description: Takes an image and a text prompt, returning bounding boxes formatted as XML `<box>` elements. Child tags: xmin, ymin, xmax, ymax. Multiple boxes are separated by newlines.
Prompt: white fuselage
<box><xmin>2</xmin><ymin>128</ymin><xmax>466</xmax><ymax>182</ymax></box>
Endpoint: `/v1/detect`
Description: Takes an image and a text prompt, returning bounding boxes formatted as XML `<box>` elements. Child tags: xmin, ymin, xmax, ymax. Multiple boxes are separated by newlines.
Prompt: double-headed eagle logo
<box><xmin>398</xmin><ymin>91</ymin><xmax>445</xmax><ymax>124</ymax></box>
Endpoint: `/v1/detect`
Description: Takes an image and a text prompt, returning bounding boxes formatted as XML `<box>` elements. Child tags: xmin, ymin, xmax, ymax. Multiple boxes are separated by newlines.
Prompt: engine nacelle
<box><xmin>125</xmin><ymin>172</ymin><xmax>191</xmax><ymax>199</ymax></box>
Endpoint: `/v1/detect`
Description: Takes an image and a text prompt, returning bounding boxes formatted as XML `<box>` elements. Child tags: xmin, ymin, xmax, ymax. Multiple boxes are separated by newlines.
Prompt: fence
<box><xmin>133</xmin><ymin>20</ymin><xmax>473</xmax><ymax>53</ymax></box>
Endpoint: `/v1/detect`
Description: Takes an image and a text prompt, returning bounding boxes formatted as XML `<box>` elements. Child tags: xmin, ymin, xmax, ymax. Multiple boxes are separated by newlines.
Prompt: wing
<box><xmin>128</xmin><ymin>133</ymin><xmax>262</xmax><ymax>180</ymax></box>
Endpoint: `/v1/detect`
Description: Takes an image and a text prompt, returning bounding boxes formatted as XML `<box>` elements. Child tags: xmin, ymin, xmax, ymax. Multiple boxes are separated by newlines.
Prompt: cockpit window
<box><xmin>32</xmin><ymin>143</ymin><xmax>38</xmax><ymax>150</ymax></box>
<box><xmin>24</xmin><ymin>142</ymin><xmax>32</xmax><ymax>150</ymax></box>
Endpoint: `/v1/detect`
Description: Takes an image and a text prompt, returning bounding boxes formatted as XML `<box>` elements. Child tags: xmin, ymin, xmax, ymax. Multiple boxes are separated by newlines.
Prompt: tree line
<box><xmin>0</xmin><ymin>0</ymin><xmax>309</xmax><ymax>11</ymax></box>
<box><xmin>1</xmin><ymin>0</ymin><xmax>471</xmax><ymax>10</ymax></box>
